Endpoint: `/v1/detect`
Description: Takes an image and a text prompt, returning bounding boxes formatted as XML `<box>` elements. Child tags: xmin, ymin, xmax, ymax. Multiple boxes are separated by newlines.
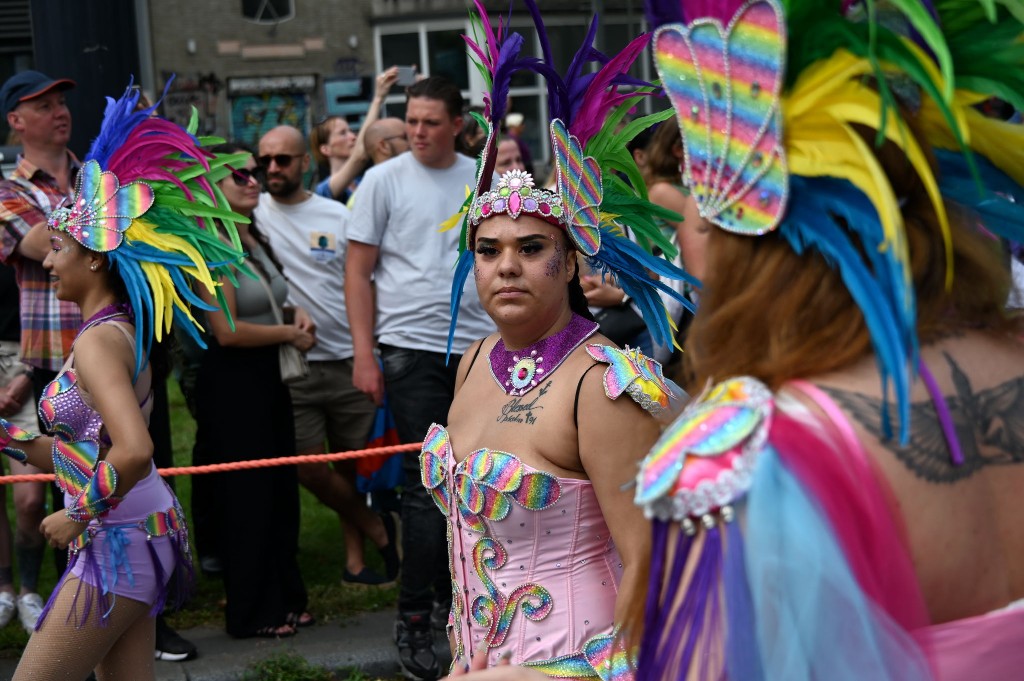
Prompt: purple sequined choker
<box><xmin>78</xmin><ymin>302</ymin><xmax>131</xmax><ymax>338</ymax></box>
<box><xmin>489</xmin><ymin>313</ymin><xmax>599</xmax><ymax>396</ymax></box>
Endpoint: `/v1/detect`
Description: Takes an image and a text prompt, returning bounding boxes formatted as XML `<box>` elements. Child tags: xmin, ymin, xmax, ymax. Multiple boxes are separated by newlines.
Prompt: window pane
<box><xmin>427</xmin><ymin>30</ymin><xmax>469</xmax><ymax>90</ymax></box>
<box><xmin>508</xmin><ymin>25</ymin><xmax>538</xmax><ymax>89</ymax></box>
<box><xmin>383</xmin><ymin>100</ymin><xmax>407</xmax><ymax>121</ymax></box>
<box><xmin>604</xmin><ymin>23</ymin><xmax>646</xmax><ymax>81</ymax></box>
<box><xmin>381</xmin><ymin>33</ymin><xmax>420</xmax><ymax>93</ymax></box>
<box><xmin>241</xmin><ymin>0</ymin><xmax>294</xmax><ymax>23</ymax></box>
<box><xmin>504</xmin><ymin>94</ymin><xmax>546</xmax><ymax>178</ymax></box>
<box><xmin>546</xmin><ymin>24</ymin><xmax>588</xmax><ymax>75</ymax></box>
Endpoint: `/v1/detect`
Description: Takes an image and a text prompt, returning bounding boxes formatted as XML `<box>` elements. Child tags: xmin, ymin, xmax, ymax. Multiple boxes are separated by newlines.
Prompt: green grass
<box><xmin>0</xmin><ymin>378</ymin><xmax>397</xmax><ymax>655</ymax></box>
<box><xmin>240</xmin><ymin>653</ymin><xmax>400</xmax><ymax>681</ymax></box>
<box><xmin>240</xmin><ymin>651</ymin><xmax>335</xmax><ymax>681</ymax></box>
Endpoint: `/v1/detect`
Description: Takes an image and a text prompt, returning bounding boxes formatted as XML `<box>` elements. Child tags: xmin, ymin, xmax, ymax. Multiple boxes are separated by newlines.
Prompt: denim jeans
<box><xmin>380</xmin><ymin>345</ymin><xmax>462</xmax><ymax>615</ymax></box>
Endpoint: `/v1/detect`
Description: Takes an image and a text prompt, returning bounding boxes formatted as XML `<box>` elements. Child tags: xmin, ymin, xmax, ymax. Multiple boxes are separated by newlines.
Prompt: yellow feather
<box><xmin>920</xmin><ymin>95</ymin><xmax>1024</xmax><ymax>188</ymax></box>
<box><xmin>127</xmin><ymin>219</ymin><xmax>218</xmax><ymax>295</ymax></box>
<box><xmin>783</xmin><ymin>49</ymin><xmax>953</xmax><ymax>290</ymax></box>
<box><xmin>440</xmin><ymin>185</ymin><xmax>472</xmax><ymax>233</ymax></box>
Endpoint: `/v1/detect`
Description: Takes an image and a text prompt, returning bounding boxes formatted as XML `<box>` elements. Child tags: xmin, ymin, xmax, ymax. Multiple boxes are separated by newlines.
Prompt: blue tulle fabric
<box><xmin>740</xmin><ymin>450</ymin><xmax>933</xmax><ymax>680</ymax></box>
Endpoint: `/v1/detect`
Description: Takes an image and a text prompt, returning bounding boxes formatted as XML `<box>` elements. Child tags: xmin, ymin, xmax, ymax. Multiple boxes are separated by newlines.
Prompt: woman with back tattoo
<box><xmin>623</xmin><ymin>1</ymin><xmax>1024</xmax><ymax>679</ymax></box>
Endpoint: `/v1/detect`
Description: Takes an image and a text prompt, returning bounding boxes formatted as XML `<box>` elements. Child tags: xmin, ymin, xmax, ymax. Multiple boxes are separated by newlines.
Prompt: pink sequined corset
<box><xmin>422</xmin><ymin>424</ymin><xmax>624</xmax><ymax>674</ymax></box>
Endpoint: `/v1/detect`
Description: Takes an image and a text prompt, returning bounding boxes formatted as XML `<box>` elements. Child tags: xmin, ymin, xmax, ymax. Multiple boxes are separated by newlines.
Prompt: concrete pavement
<box><xmin>0</xmin><ymin>610</ymin><xmax>454</xmax><ymax>681</ymax></box>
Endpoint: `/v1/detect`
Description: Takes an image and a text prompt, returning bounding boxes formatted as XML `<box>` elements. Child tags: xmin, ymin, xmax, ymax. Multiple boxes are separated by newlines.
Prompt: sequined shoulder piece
<box><xmin>585</xmin><ymin>344</ymin><xmax>675</xmax><ymax>416</ymax></box>
<box><xmin>421</xmin><ymin>423</ymin><xmax>454</xmax><ymax>517</ymax></box>
<box><xmin>635</xmin><ymin>376</ymin><xmax>773</xmax><ymax>522</ymax></box>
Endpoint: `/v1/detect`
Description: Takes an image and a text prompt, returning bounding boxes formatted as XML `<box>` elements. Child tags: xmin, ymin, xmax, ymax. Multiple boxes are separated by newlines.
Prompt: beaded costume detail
<box><xmin>489</xmin><ymin>314</ymin><xmax>599</xmax><ymax>397</ymax></box>
<box><xmin>653</xmin><ymin>0</ymin><xmax>788</xmax><ymax>235</ymax></box>
<box><xmin>39</xmin><ymin>368</ymin><xmax>107</xmax><ymax>496</ymax></box>
<box><xmin>471</xmin><ymin>170</ymin><xmax>564</xmax><ymax>228</ymax></box>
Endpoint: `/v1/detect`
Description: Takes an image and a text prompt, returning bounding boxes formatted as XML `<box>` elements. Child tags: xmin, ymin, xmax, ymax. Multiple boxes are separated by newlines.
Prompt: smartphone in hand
<box><xmin>396</xmin><ymin>66</ymin><xmax>417</xmax><ymax>87</ymax></box>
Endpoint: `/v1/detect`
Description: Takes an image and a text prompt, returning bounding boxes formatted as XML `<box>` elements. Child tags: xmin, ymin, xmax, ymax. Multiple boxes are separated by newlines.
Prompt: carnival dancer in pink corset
<box><xmin>420</xmin><ymin>3</ymin><xmax>698</xmax><ymax>678</ymax></box>
<box><xmin>0</xmin><ymin>83</ymin><xmax>247</xmax><ymax>680</ymax></box>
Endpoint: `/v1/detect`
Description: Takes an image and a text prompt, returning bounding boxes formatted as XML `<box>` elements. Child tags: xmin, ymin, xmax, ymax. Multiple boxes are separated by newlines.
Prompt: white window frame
<box><xmin>374</xmin><ymin>15</ymin><xmax>654</xmax><ymax>168</ymax></box>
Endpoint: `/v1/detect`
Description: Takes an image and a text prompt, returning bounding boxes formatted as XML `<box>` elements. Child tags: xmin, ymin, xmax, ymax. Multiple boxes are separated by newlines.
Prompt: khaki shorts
<box><xmin>289</xmin><ymin>358</ymin><xmax>376</xmax><ymax>452</ymax></box>
<box><xmin>0</xmin><ymin>339</ymin><xmax>39</xmax><ymax>432</ymax></box>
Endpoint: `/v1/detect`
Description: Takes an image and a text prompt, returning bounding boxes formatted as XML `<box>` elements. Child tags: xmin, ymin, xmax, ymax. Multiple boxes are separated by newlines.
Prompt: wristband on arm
<box><xmin>65</xmin><ymin>460</ymin><xmax>123</xmax><ymax>522</ymax></box>
<box><xmin>0</xmin><ymin>417</ymin><xmax>40</xmax><ymax>463</ymax></box>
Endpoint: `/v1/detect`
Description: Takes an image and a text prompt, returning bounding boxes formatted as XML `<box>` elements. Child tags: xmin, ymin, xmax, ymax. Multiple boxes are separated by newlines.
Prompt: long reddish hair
<box><xmin>622</xmin><ymin>123</ymin><xmax>1021</xmax><ymax>650</ymax></box>
<box><xmin>684</xmin><ymin>131</ymin><xmax>1019</xmax><ymax>392</ymax></box>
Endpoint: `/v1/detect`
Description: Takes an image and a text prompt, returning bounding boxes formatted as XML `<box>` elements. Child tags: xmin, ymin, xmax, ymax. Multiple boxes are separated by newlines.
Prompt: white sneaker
<box><xmin>17</xmin><ymin>593</ymin><xmax>44</xmax><ymax>633</ymax></box>
<box><xmin>0</xmin><ymin>592</ymin><xmax>15</xmax><ymax>628</ymax></box>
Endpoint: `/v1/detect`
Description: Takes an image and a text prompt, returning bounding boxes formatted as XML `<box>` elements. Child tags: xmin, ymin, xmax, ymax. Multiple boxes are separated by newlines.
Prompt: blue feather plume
<box><xmin>935</xmin><ymin>150</ymin><xmax>1024</xmax><ymax>244</ymax></box>
<box><xmin>447</xmin><ymin>249</ymin><xmax>476</xmax><ymax>362</ymax></box>
<box><xmin>780</xmin><ymin>176</ymin><xmax>915</xmax><ymax>444</ymax></box>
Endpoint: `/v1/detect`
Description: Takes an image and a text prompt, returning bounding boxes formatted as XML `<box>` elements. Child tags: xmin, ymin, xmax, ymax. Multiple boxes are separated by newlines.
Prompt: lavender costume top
<box><xmin>36</xmin><ymin>320</ymin><xmax>190</xmax><ymax>627</ymax></box>
<box><xmin>423</xmin><ymin>424</ymin><xmax>624</xmax><ymax>675</ymax></box>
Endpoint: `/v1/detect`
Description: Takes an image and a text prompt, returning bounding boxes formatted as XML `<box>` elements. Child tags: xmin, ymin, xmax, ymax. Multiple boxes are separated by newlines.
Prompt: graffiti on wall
<box><xmin>225</xmin><ymin>75</ymin><xmax>316</xmax><ymax>147</ymax></box>
<box><xmin>229</xmin><ymin>92</ymin><xmax>310</xmax><ymax>148</ymax></box>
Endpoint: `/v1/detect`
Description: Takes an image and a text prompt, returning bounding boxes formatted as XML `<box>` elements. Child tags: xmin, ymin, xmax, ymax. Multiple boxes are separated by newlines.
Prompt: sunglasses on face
<box><xmin>256</xmin><ymin>153</ymin><xmax>303</xmax><ymax>169</ymax></box>
<box><xmin>230</xmin><ymin>167</ymin><xmax>266</xmax><ymax>186</ymax></box>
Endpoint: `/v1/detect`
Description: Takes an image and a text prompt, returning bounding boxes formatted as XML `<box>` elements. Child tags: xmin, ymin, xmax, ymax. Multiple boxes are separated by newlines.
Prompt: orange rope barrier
<box><xmin>0</xmin><ymin>442</ymin><xmax>421</xmax><ymax>485</ymax></box>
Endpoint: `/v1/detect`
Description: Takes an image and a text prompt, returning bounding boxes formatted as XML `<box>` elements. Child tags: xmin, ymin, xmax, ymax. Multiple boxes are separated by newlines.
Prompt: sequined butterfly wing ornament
<box><xmin>456</xmin><ymin>449</ymin><xmax>561</xmax><ymax>533</ymax></box>
<box><xmin>635</xmin><ymin>377</ymin><xmax>772</xmax><ymax>521</ymax></box>
<box><xmin>551</xmin><ymin>118</ymin><xmax>603</xmax><ymax>256</ymax></box>
<box><xmin>653</xmin><ymin>0</ymin><xmax>787</xmax><ymax>235</ymax></box>
<box><xmin>48</xmin><ymin>159</ymin><xmax>155</xmax><ymax>252</ymax></box>
<box><xmin>585</xmin><ymin>344</ymin><xmax>675</xmax><ymax>416</ymax></box>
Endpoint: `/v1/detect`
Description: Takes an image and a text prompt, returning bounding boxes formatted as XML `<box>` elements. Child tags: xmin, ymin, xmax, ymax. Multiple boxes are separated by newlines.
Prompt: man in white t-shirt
<box><xmin>346</xmin><ymin>76</ymin><xmax>494</xmax><ymax>681</ymax></box>
<box><xmin>255</xmin><ymin>126</ymin><xmax>398</xmax><ymax>588</ymax></box>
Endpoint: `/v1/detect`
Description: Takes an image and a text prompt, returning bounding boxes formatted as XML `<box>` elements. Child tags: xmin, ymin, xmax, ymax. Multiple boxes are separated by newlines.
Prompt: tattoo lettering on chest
<box><xmin>822</xmin><ymin>353</ymin><xmax>1024</xmax><ymax>483</ymax></box>
<box><xmin>497</xmin><ymin>380</ymin><xmax>552</xmax><ymax>425</ymax></box>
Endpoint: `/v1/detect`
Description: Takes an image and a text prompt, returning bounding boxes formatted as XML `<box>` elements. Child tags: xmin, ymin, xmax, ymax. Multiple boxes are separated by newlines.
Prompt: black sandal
<box><xmin>250</xmin><ymin>623</ymin><xmax>296</xmax><ymax>638</ymax></box>
<box><xmin>285</xmin><ymin>611</ymin><xmax>316</xmax><ymax>628</ymax></box>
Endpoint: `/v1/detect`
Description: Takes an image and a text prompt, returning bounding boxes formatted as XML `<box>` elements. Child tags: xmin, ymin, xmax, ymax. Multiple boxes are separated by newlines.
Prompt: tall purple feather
<box><xmin>569</xmin><ymin>33</ymin><xmax>652</xmax><ymax>144</ymax></box>
<box><xmin>522</xmin><ymin>0</ymin><xmax>563</xmax><ymax>117</ymax></box>
<box><xmin>86</xmin><ymin>78</ymin><xmax>172</xmax><ymax>168</ymax></box>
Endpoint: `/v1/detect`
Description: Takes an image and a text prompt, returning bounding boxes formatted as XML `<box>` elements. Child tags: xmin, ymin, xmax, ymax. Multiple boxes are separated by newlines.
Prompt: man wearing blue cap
<box><xmin>0</xmin><ymin>70</ymin><xmax>79</xmax><ymax>635</ymax></box>
<box><xmin>0</xmin><ymin>70</ymin><xmax>80</xmax><ymax>391</ymax></box>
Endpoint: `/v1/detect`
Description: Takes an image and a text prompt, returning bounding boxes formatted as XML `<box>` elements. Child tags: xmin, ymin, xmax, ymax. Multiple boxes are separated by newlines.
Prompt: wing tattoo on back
<box><xmin>822</xmin><ymin>353</ymin><xmax>1024</xmax><ymax>484</ymax></box>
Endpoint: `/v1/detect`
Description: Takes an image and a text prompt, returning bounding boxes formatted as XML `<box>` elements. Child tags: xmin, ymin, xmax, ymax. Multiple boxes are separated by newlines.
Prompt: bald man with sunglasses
<box><xmin>254</xmin><ymin>126</ymin><xmax>398</xmax><ymax>588</ymax></box>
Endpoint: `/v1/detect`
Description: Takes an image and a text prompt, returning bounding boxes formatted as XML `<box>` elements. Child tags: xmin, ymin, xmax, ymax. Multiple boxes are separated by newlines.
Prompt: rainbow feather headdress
<box><xmin>48</xmin><ymin>81</ymin><xmax>249</xmax><ymax>375</ymax></box>
<box><xmin>446</xmin><ymin>0</ymin><xmax>702</xmax><ymax>354</ymax></box>
<box><xmin>647</xmin><ymin>0</ymin><xmax>1024</xmax><ymax>441</ymax></box>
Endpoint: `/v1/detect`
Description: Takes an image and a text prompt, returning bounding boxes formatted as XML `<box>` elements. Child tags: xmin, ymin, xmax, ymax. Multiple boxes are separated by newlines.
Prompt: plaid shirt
<box><xmin>0</xmin><ymin>155</ymin><xmax>82</xmax><ymax>372</ymax></box>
